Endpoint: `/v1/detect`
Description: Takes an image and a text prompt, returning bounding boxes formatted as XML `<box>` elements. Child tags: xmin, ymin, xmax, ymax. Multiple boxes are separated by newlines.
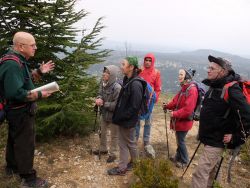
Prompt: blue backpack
<box><xmin>139</xmin><ymin>82</ymin><xmax>156</xmax><ymax>120</ymax></box>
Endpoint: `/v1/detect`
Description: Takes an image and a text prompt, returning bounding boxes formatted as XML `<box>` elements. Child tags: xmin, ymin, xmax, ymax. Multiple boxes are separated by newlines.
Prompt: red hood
<box><xmin>143</xmin><ymin>53</ymin><xmax>155</xmax><ymax>71</ymax></box>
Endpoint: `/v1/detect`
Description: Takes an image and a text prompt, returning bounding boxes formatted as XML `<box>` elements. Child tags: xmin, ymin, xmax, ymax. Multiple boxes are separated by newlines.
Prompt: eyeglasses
<box><xmin>207</xmin><ymin>66</ymin><xmax>222</xmax><ymax>71</ymax></box>
<box><xmin>145</xmin><ymin>59</ymin><xmax>152</xmax><ymax>62</ymax></box>
<box><xmin>19</xmin><ymin>43</ymin><xmax>37</xmax><ymax>48</ymax></box>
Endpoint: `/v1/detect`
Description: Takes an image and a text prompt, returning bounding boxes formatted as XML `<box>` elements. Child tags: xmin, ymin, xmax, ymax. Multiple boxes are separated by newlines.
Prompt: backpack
<box><xmin>0</xmin><ymin>54</ymin><xmax>23</xmax><ymax>125</ymax></box>
<box><xmin>139</xmin><ymin>82</ymin><xmax>156</xmax><ymax>120</ymax></box>
<box><xmin>221</xmin><ymin>80</ymin><xmax>250</xmax><ymax>147</ymax></box>
<box><xmin>184</xmin><ymin>81</ymin><xmax>206</xmax><ymax>121</ymax></box>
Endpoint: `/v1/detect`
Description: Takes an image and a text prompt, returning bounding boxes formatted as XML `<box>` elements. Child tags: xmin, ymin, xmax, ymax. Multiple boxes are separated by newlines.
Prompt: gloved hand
<box><xmin>162</xmin><ymin>102</ymin><xmax>168</xmax><ymax>112</ymax></box>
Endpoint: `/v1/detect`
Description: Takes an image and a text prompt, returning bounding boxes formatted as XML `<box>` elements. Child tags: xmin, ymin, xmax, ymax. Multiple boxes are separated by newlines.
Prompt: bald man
<box><xmin>0</xmin><ymin>31</ymin><xmax>55</xmax><ymax>187</ymax></box>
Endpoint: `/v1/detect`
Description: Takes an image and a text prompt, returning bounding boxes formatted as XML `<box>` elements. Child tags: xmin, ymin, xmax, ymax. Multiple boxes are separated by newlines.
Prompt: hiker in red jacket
<box><xmin>136</xmin><ymin>53</ymin><xmax>162</xmax><ymax>146</ymax></box>
<box><xmin>163</xmin><ymin>68</ymin><xmax>198</xmax><ymax>168</ymax></box>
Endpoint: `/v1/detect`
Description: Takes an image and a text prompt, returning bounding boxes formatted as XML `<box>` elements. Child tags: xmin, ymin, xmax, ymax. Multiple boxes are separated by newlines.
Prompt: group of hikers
<box><xmin>0</xmin><ymin>31</ymin><xmax>249</xmax><ymax>188</ymax></box>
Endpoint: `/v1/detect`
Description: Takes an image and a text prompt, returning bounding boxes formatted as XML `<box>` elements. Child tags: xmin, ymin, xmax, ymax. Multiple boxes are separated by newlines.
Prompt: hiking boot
<box><xmin>176</xmin><ymin>162</ymin><xmax>188</xmax><ymax>169</ymax></box>
<box><xmin>5</xmin><ymin>167</ymin><xmax>18</xmax><ymax>176</ymax></box>
<box><xmin>126</xmin><ymin>161</ymin><xmax>134</xmax><ymax>171</ymax></box>
<box><xmin>144</xmin><ymin>141</ymin><xmax>149</xmax><ymax>147</ymax></box>
<box><xmin>107</xmin><ymin>167</ymin><xmax>126</xmax><ymax>176</ymax></box>
<box><xmin>106</xmin><ymin>155</ymin><xmax>116</xmax><ymax>163</ymax></box>
<box><xmin>169</xmin><ymin>156</ymin><xmax>177</xmax><ymax>163</ymax></box>
<box><xmin>20</xmin><ymin>177</ymin><xmax>48</xmax><ymax>188</ymax></box>
<box><xmin>92</xmin><ymin>150</ymin><xmax>108</xmax><ymax>155</ymax></box>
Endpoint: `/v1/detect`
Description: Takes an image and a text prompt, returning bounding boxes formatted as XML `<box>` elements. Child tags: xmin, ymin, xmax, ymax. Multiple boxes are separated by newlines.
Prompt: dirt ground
<box><xmin>0</xmin><ymin>97</ymin><xmax>249</xmax><ymax>188</ymax></box>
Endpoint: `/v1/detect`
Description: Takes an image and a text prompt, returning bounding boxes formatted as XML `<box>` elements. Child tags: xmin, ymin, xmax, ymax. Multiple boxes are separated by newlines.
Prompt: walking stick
<box><xmin>93</xmin><ymin>105</ymin><xmax>99</xmax><ymax>132</ymax></box>
<box><xmin>90</xmin><ymin>105</ymin><xmax>100</xmax><ymax>155</ymax></box>
<box><xmin>213</xmin><ymin>145</ymin><xmax>227</xmax><ymax>187</ymax></box>
<box><xmin>181</xmin><ymin>141</ymin><xmax>201</xmax><ymax>178</ymax></box>
<box><xmin>164</xmin><ymin>111</ymin><xmax>170</xmax><ymax>159</ymax></box>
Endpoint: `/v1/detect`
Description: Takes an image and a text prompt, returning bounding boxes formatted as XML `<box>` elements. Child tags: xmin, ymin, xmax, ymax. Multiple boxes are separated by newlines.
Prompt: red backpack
<box><xmin>222</xmin><ymin>80</ymin><xmax>250</xmax><ymax>104</ymax></box>
<box><xmin>221</xmin><ymin>80</ymin><xmax>250</xmax><ymax>148</ymax></box>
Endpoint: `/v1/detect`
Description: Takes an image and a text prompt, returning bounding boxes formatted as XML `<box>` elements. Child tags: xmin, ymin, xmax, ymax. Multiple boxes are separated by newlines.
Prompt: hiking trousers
<box><xmin>118</xmin><ymin>126</ymin><xmax>138</xmax><ymax>171</ymax></box>
<box><xmin>192</xmin><ymin>145</ymin><xmax>223</xmax><ymax>188</ymax></box>
<box><xmin>175</xmin><ymin>131</ymin><xmax>189</xmax><ymax>164</ymax></box>
<box><xmin>135</xmin><ymin>114</ymin><xmax>152</xmax><ymax>145</ymax></box>
<box><xmin>99</xmin><ymin>118</ymin><xmax>118</xmax><ymax>156</ymax></box>
<box><xmin>6</xmin><ymin>108</ymin><xmax>37</xmax><ymax>182</ymax></box>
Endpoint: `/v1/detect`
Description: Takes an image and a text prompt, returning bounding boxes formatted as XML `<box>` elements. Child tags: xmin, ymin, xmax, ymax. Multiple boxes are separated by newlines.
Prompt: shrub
<box><xmin>130</xmin><ymin>158</ymin><xmax>179</xmax><ymax>188</ymax></box>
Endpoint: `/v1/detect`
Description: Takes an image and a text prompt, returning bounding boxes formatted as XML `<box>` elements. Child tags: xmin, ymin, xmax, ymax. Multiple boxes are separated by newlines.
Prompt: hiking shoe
<box><xmin>169</xmin><ymin>156</ymin><xmax>177</xmax><ymax>163</ymax></box>
<box><xmin>126</xmin><ymin>161</ymin><xmax>134</xmax><ymax>171</ymax></box>
<box><xmin>106</xmin><ymin>155</ymin><xmax>116</xmax><ymax>163</ymax></box>
<box><xmin>107</xmin><ymin>167</ymin><xmax>126</xmax><ymax>176</ymax></box>
<box><xmin>5</xmin><ymin>167</ymin><xmax>18</xmax><ymax>176</ymax></box>
<box><xmin>92</xmin><ymin>150</ymin><xmax>108</xmax><ymax>155</ymax></box>
<box><xmin>21</xmin><ymin>177</ymin><xmax>48</xmax><ymax>188</ymax></box>
<box><xmin>176</xmin><ymin>162</ymin><xmax>188</xmax><ymax>169</ymax></box>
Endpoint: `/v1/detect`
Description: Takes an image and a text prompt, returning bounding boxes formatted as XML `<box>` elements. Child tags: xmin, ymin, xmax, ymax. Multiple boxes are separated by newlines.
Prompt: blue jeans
<box><xmin>135</xmin><ymin>115</ymin><xmax>152</xmax><ymax>145</ymax></box>
<box><xmin>175</xmin><ymin>131</ymin><xmax>189</xmax><ymax>164</ymax></box>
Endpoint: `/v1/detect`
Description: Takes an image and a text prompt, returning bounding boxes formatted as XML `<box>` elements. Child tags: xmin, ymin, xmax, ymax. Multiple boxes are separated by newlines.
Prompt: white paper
<box><xmin>31</xmin><ymin>81</ymin><xmax>60</xmax><ymax>93</ymax></box>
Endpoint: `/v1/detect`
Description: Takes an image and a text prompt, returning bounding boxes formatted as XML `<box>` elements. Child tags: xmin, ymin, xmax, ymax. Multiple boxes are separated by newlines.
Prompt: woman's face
<box><xmin>102</xmin><ymin>69</ymin><xmax>110</xmax><ymax>82</ymax></box>
<box><xmin>178</xmin><ymin>69</ymin><xmax>186</xmax><ymax>83</ymax></box>
<box><xmin>121</xmin><ymin>59</ymin><xmax>133</xmax><ymax>75</ymax></box>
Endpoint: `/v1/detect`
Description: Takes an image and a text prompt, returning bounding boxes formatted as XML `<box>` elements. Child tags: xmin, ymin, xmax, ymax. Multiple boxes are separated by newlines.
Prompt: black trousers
<box><xmin>6</xmin><ymin>108</ymin><xmax>36</xmax><ymax>181</ymax></box>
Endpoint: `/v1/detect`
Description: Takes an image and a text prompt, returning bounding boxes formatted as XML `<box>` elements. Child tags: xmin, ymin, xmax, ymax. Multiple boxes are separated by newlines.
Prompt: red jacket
<box><xmin>139</xmin><ymin>53</ymin><xmax>161</xmax><ymax>102</ymax></box>
<box><xmin>165</xmin><ymin>83</ymin><xmax>198</xmax><ymax>131</ymax></box>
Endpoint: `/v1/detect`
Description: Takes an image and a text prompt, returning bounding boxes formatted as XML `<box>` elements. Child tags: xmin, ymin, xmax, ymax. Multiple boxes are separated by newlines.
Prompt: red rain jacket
<box><xmin>165</xmin><ymin>83</ymin><xmax>198</xmax><ymax>131</ymax></box>
<box><xmin>139</xmin><ymin>53</ymin><xmax>162</xmax><ymax>102</ymax></box>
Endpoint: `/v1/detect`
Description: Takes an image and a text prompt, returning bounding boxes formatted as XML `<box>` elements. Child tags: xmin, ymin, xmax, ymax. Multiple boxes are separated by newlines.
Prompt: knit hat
<box><xmin>208</xmin><ymin>55</ymin><xmax>233</xmax><ymax>71</ymax></box>
<box><xmin>125</xmin><ymin>56</ymin><xmax>139</xmax><ymax>68</ymax></box>
<box><xmin>184</xmin><ymin>68</ymin><xmax>196</xmax><ymax>80</ymax></box>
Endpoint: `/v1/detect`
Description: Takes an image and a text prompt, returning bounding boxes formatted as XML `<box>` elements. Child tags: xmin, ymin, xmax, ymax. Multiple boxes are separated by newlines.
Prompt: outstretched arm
<box><xmin>32</xmin><ymin>60</ymin><xmax>55</xmax><ymax>82</ymax></box>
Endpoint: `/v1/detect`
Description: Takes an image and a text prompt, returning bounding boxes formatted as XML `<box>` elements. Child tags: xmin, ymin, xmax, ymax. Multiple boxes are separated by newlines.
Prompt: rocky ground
<box><xmin>0</xmin><ymin>97</ymin><xmax>249</xmax><ymax>188</ymax></box>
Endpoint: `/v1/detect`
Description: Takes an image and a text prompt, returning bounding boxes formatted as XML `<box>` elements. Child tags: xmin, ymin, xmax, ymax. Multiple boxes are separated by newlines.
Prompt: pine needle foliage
<box><xmin>0</xmin><ymin>0</ymin><xmax>111</xmax><ymax>140</ymax></box>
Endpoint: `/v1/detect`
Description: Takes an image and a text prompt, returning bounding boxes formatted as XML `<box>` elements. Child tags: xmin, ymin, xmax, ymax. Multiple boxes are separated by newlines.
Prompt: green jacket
<box><xmin>0</xmin><ymin>49</ymin><xmax>35</xmax><ymax>105</ymax></box>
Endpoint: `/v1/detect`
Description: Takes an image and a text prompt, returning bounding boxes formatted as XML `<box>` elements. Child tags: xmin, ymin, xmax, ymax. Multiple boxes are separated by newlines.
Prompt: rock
<box><xmin>50</xmin><ymin>185</ymin><xmax>56</xmax><ymax>188</ymax></box>
<box><xmin>87</xmin><ymin>176</ymin><xmax>92</xmax><ymax>181</ymax></box>
<box><xmin>241</xmin><ymin>168</ymin><xmax>247</xmax><ymax>172</ymax></box>
<box><xmin>73</xmin><ymin>162</ymin><xmax>79</xmax><ymax>166</ymax></box>
<box><xmin>193</xmin><ymin>162</ymin><xmax>198</xmax><ymax>166</ymax></box>
<box><xmin>63</xmin><ymin>170</ymin><xmax>68</xmax><ymax>173</ymax></box>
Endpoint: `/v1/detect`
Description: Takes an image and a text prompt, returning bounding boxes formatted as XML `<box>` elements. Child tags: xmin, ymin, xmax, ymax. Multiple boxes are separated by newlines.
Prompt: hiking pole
<box><xmin>89</xmin><ymin>105</ymin><xmax>99</xmax><ymax>155</ymax></box>
<box><xmin>181</xmin><ymin>141</ymin><xmax>201</xmax><ymax>179</ymax></box>
<box><xmin>97</xmin><ymin>106</ymin><xmax>102</xmax><ymax>160</ymax></box>
<box><xmin>213</xmin><ymin>145</ymin><xmax>227</xmax><ymax>187</ymax></box>
<box><xmin>93</xmin><ymin>105</ymin><xmax>98</xmax><ymax>132</ymax></box>
<box><xmin>164</xmin><ymin>109</ymin><xmax>170</xmax><ymax>159</ymax></box>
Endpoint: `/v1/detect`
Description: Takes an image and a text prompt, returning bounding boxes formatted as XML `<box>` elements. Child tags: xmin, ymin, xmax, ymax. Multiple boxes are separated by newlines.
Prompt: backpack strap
<box><xmin>221</xmin><ymin>81</ymin><xmax>238</xmax><ymax>102</ymax></box>
<box><xmin>0</xmin><ymin>54</ymin><xmax>23</xmax><ymax>68</ymax></box>
<box><xmin>185</xmin><ymin>83</ymin><xmax>196</xmax><ymax>97</ymax></box>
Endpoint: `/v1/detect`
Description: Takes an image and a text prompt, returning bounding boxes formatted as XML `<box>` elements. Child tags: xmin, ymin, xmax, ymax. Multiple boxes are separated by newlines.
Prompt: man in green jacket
<box><xmin>0</xmin><ymin>31</ymin><xmax>54</xmax><ymax>188</ymax></box>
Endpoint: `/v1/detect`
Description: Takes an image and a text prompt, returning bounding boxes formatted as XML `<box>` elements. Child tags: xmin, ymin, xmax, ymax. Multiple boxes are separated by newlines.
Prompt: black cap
<box><xmin>208</xmin><ymin>55</ymin><xmax>233</xmax><ymax>71</ymax></box>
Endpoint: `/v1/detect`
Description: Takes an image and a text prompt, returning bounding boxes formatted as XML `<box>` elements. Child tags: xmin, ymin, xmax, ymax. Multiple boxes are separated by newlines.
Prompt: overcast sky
<box><xmin>75</xmin><ymin>0</ymin><xmax>250</xmax><ymax>57</ymax></box>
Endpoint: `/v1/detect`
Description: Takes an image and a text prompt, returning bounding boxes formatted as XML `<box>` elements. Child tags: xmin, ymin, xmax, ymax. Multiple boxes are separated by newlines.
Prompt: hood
<box><xmin>143</xmin><ymin>53</ymin><xmax>155</xmax><ymax>71</ymax></box>
<box><xmin>202</xmin><ymin>71</ymin><xmax>241</xmax><ymax>88</ymax></box>
<box><xmin>104</xmin><ymin>65</ymin><xmax>120</xmax><ymax>85</ymax></box>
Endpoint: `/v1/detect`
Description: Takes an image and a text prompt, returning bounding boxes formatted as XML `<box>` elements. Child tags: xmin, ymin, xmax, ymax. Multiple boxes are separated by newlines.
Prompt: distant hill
<box><xmin>87</xmin><ymin>49</ymin><xmax>250</xmax><ymax>93</ymax></box>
